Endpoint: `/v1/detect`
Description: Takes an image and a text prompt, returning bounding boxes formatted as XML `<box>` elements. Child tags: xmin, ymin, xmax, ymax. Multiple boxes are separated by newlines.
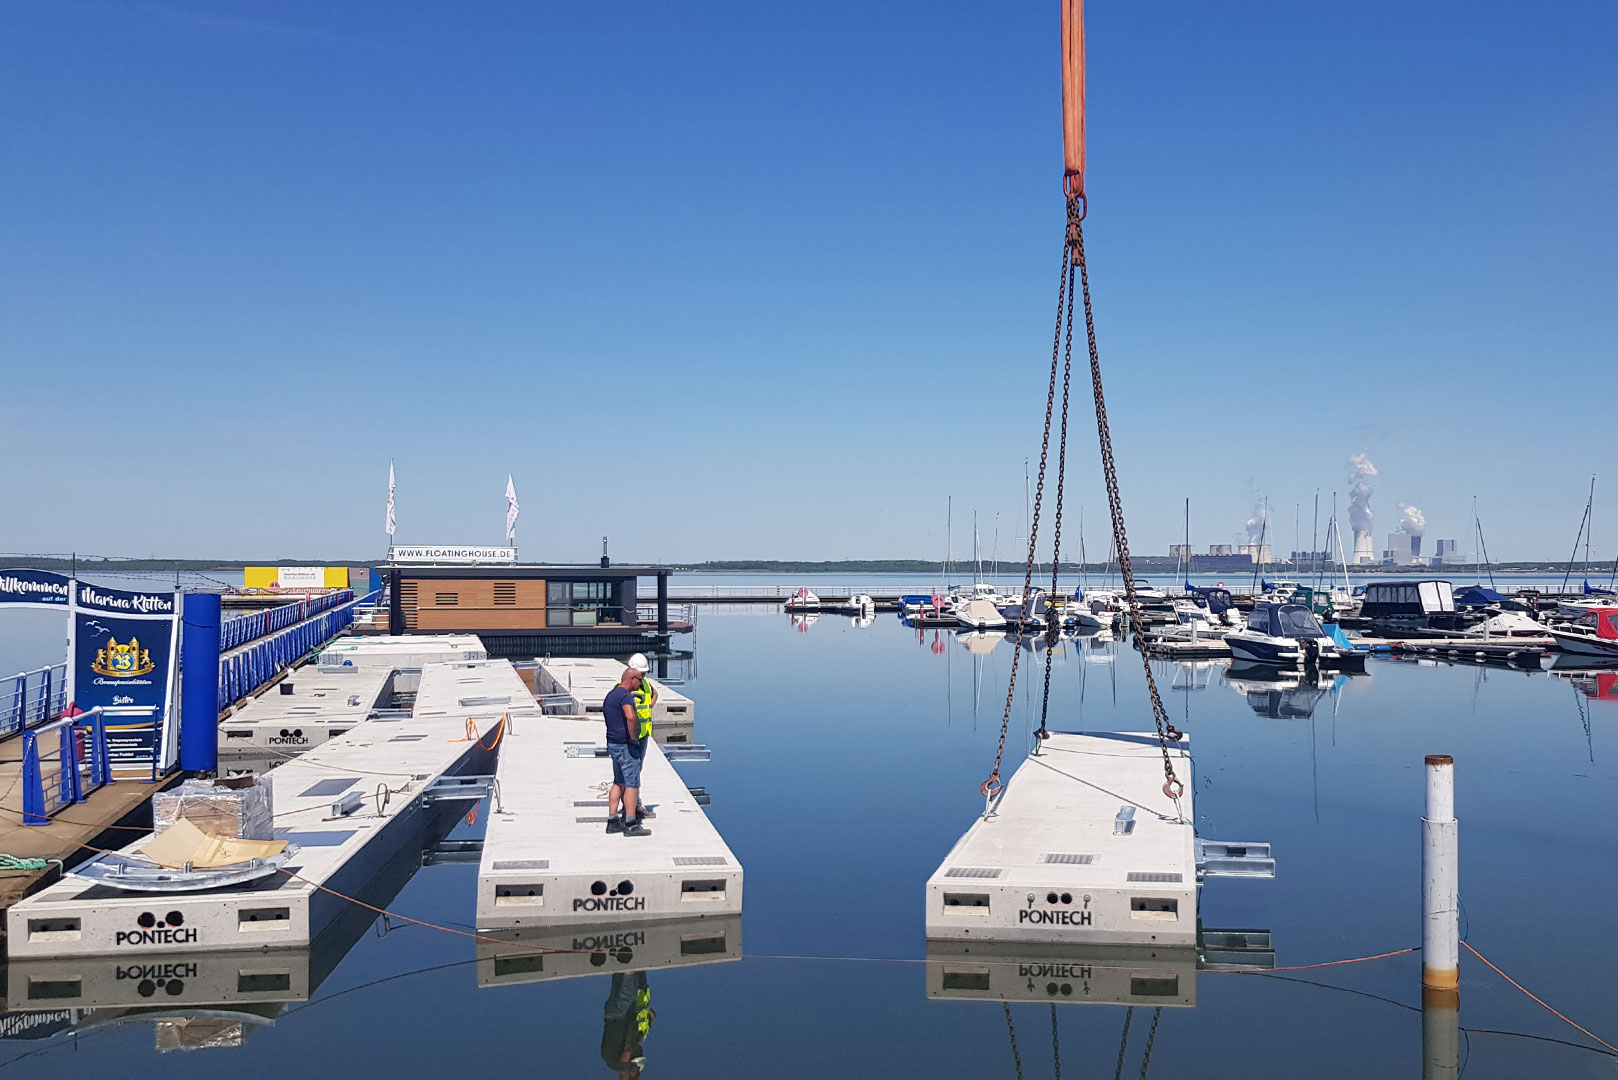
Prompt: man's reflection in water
<box><xmin>600</xmin><ymin>970</ymin><xmax>654</xmax><ymax>1078</ymax></box>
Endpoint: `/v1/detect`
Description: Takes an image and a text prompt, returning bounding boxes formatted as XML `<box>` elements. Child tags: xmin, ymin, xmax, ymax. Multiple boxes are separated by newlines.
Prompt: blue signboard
<box><xmin>71</xmin><ymin>583</ymin><xmax>180</xmax><ymax>770</ymax></box>
<box><xmin>0</xmin><ymin>569</ymin><xmax>71</xmax><ymax>608</ymax></box>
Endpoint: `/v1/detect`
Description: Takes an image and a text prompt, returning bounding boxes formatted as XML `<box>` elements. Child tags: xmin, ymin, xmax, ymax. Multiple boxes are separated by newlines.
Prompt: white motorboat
<box><xmin>1463</xmin><ymin>611</ymin><xmax>1548</xmax><ymax>638</ymax></box>
<box><xmin>1547</xmin><ymin>608</ymin><xmax>1618</xmax><ymax>659</ymax></box>
<box><xmin>785</xmin><ymin>587</ymin><xmax>822</xmax><ymax>613</ymax></box>
<box><xmin>1556</xmin><ymin>595</ymin><xmax>1618</xmax><ymax>620</ymax></box>
<box><xmin>956</xmin><ymin>597</ymin><xmax>1008</xmax><ymax>630</ymax></box>
<box><xmin>1225</xmin><ymin>602</ymin><xmax>1365</xmax><ymax>670</ymax></box>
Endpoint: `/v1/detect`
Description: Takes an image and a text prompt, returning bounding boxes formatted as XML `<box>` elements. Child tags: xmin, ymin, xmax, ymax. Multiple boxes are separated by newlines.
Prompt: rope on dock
<box><xmin>0</xmin><ymin>854</ymin><xmax>56</xmax><ymax>872</ymax></box>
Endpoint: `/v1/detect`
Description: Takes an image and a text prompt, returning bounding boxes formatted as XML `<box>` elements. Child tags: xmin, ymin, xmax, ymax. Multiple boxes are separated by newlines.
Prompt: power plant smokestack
<box><xmin>1395</xmin><ymin>503</ymin><xmax>1426</xmax><ymax>559</ymax></box>
<box><xmin>1348</xmin><ymin>453</ymin><xmax>1378</xmax><ymax>564</ymax></box>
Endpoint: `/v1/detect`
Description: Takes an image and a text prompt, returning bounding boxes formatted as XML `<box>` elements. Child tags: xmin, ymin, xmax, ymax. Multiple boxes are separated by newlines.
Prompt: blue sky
<box><xmin>2</xmin><ymin>1</ymin><xmax>1613</xmax><ymax>564</ymax></box>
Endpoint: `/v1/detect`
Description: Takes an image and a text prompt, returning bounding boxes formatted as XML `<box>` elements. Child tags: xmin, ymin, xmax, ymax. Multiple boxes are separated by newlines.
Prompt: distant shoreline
<box><xmin>2</xmin><ymin>556</ymin><xmax>1608</xmax><ymax>579</ymax></box>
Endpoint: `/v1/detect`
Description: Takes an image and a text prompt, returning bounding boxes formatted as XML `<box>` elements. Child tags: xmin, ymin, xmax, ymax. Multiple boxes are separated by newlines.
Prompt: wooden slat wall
<box><xmin>409</xmin><ymin>577</ymin><xmax>548</xmax><ymax>631</ymax></box>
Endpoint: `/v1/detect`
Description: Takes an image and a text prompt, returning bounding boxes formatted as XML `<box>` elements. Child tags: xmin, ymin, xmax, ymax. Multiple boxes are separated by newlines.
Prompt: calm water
<box><xmin>2</xmin><ymin>595</ymin><xmax>1617</xmax><ymax>1075</ymax></box>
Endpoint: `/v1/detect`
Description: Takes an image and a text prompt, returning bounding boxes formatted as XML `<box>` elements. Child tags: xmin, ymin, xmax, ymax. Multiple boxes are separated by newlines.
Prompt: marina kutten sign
<box><xmin>387</xmin><ymin>546</ymin><xmax>518</xmax><ymax>564</ymax></box>
<box><xmin>70</xmin><ymin>583</ymin><xmax>181</xmax><ymax>771</ymax></box>
<box><xmin>0</xmin><ymin>571</ymin><xmax>182</xmax><ymax>771</ymax></box>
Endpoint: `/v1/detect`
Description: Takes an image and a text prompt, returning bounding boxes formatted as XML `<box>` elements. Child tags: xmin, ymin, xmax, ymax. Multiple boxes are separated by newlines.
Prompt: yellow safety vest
<box><xmin>635</xmin><ymin>986</ymin><xmax>652</xmax><ymax>1037</ymax></box>
<box><xmin>633</xmin><ymin>680</ymin><xmax>654</xmax><ymax>739</ymax></box>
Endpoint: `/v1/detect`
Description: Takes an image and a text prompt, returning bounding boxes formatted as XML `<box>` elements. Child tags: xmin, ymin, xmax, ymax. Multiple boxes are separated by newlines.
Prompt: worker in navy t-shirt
<box><xmin>604</xmin><ymin>668</ymin><xmax>651</xmax><ymax>836</ymax></box>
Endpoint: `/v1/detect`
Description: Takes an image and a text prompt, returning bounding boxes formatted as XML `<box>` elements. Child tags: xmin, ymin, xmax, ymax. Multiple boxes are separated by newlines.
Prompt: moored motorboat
<box><xmin>1225</xmin><ymin>602</ymin><xmax>1365</xmax><ymax>670</ymax></box>
<box><xmin>955</xmin><ymin>597</ymin><xmax>1008</xmax><ymax>630</ymax></box>
<box><xmin>1547</xmin><ymin>609</ymin><xmax>1618</xmax><ymax>659</ymax></box>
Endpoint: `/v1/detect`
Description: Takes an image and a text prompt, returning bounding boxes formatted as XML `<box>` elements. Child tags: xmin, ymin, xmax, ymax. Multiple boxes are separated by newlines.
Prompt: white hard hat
<box><xmin>628</xmin><ymin>653</ymin><xmax>650</xmax><ymax>673</ymax></box>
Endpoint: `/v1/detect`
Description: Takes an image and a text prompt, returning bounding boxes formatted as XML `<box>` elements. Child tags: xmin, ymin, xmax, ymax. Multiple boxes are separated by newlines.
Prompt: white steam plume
<box><xmin>1347</xmin><ymin>453</ymin><xmax>1378</xmax><ymax>535</ymax></box>
<box><xmin>1245</xmin><ymin>497</ymin><xmax>1269</xmax><ymax>543</ymax></box>
<box><xmin>1397</xmin><ymin>503</ymin><xmax>1426</xmax><ymax>537</ymax></box>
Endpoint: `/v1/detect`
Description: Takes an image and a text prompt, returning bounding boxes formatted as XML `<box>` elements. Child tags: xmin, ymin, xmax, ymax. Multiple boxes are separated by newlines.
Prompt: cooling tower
<box><xmin>1353</xmin><ymin>530</ymin><xmax>1376</xmax><ymax>565</ymax></box>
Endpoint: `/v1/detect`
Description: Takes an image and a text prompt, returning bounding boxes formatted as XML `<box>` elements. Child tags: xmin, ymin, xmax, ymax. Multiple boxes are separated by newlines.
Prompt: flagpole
<box><xmin>385</xmin><ymin>460</ymin><xmax>397</xmax><ymax>563</ymax></box>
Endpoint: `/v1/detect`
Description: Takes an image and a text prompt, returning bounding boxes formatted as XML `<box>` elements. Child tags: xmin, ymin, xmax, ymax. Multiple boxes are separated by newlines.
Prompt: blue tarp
<box><xmin>1454</xmin><ymin>586</ymin><xmax>1509</xmax><ymax>608</ymax></box>
<box><xmin>1584</xmin><ymin>580</ymin><xmax>1616</xmax><ymax>597</ymax></box>
<box><xmin>1321</xmin><ymin>622</ymin><xmax>1364</xmax><ymax>651</ymax></box>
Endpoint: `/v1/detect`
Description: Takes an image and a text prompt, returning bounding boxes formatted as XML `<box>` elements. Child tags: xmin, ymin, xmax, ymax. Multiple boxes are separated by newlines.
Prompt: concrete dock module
<box><xmin>926</xmin><ymin>732</ymin><xmax>1196</xmax><ymax>947</ymax></box>
<box><xmin>476</xmin><ymin>716</ymin><xmax>741</xmax><ymax>930</ymax></box>
<box><xmin>217</xmin><ymin>664</ymin><xmax>395</xmax><ymax>758</ymax></box>
<box><xmin>535</xmin><ymin>657</ymin><xmax>695</xmax><ymax>740</ymax></box>
<box><xmin>8</xmin><ymin>659</ymin><xmax>538</xmax><ymax>958</ymax></box>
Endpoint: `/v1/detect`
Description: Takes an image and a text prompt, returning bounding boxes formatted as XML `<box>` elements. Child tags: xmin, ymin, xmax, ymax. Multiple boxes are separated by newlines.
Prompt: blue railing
<box><xmin>216</xmin><ymin>590</ymin><xmax>380</xmax><ymax>711</ymax></box>
<box><xmin>220</xmin><ymin>590</ymin><xmax>355</xmax><ymax>651</ymax></box>
<box><xmin>2</xmin><ymin>664</ymin><xmax>69</xmax><ymax>740</ymax></box>
<box><xmin>22</xmin><ymin>709</ymin><xmax>113</xmax><ymax>825</ymax></box>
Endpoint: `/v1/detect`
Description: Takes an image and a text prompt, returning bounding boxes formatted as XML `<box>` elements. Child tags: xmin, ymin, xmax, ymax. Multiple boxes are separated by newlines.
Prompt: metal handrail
<box><xmin>217</xmin><ymin>592</ymin><xmax>378</xmax><ymax>712</ymax></box>
<box><xmin>22</xmin><ymin>707</ymin><xmax>112</xmax><ymax>826</ymax></box>
<box><xmin>2</xmin><ymin>663</ymin><xmax>68</xmax><ymax>739</ymax></box>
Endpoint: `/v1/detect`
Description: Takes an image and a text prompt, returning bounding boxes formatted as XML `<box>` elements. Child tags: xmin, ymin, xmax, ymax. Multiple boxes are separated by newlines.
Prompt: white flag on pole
<box><xmin>386</xmin><ymin>461</ymin><xmax>397</xmax><ymax>537</ymax></box>
<box><xmin>505</xmin><ymin>474</ymin><xmax>520</xmax><ymax>545</ymax></box>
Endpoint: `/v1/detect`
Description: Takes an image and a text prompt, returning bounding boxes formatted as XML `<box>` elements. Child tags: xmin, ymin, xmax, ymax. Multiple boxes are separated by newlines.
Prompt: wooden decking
<box><xmin>0</xmin><ymin>733</ymin><xmax>168</xmax><ymax>915</ymax></box>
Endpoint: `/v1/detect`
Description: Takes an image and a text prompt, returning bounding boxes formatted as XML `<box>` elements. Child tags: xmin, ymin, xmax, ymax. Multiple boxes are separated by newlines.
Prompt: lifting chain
<box><xmin>980</xmin><ymin>236</ymin><xmax>1070</xmax><ymax>800</ymax></box>
<box><xmin>1037</xmin><ymin>243</ymin><xmax>1075</xmax><ymax>741</ymax></box>
<box><xmin>982</xmin><ymin>194</ymin><xmax>1185</xmax><ymax>814</ymax></box>
<box><xmin>1071</xmin><ymin>197</ymin><xmax>1185</xmax><ymax>807</ymax></box>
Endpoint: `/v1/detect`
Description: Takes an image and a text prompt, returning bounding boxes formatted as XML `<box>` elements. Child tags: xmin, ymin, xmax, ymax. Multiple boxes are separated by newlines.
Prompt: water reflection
<box><xmin>0</xmin><ymin>800</ymin><xmax>463</xmax><ymax>1048</ymax></box>
<box><xmin>1222</xmin><ymin>662</ymin><xmax>1357</xmax><ymax>720</ymax></box>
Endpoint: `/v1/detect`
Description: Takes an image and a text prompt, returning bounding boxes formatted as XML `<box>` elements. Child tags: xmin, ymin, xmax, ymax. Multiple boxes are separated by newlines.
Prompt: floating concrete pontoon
<box><xmin>217</xmin><ymin>665</ymin><xmax>396</xmax><ymax>760</ymax></box>
<box><xmin>476</xmin><ymin>716</ymin><xmax>740</xmax><ymax>931</ymax></box>
<box><xmin>5</xmin><ymin>794</ymin><xmax>465</xmax><ymax>1026</ymax></box>
<box><xmin>8</xmin><ymin>659</ymin><xmax>537</xmax><ymax>959</ymax></box>
<box><xmin>315</xmin><ymin>634</ymin><xmax>486</xmax><ymax>669</ymax></box>
<box><xmin>535</xmin><ymin>658</ymin><xmax>695</xmax><ymax>742</ymax></box>
<box><xmin>475</xmin><ymin>915</ymin><xmax>743</xmax><ymax>987</ymax></box>
<box><xmin>926</xmin><ymin>732</ymin><xmax>1273</xmax><ymax>947</ymax></box>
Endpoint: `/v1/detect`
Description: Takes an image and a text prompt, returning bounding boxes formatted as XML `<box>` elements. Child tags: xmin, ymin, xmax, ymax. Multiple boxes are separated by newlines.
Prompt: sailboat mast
<box><xmin>1562</xmin><ymin>477</ymin><xmax>1595</xmax><ymax>594</ymax></box>
<box><xmin>1587</xmin><ymin>476</ymin><xmax>1596</xmax><ymax>573</ymax></box>
<box><xmin>1310</xmin><ymin>490</ymin><xmax>1320</xmax><ymax>590</ymax></box>
<box><xmin>1333</xmin><ymin>491</ymin><xmax>1352</xmax><ymax>594</ymax></box>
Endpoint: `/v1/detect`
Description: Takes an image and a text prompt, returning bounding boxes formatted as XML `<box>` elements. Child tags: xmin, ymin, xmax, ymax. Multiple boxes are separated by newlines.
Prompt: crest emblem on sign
<box><xmin>93</xmin><ymin>637</ymin><xmax>154</xmax><ymax>678</ymax></box>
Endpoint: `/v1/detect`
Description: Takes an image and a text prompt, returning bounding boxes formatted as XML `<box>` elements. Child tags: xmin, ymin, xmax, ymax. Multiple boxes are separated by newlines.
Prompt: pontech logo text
<box><xmin>92</xmin><ymin>637</ymin><xmax>155</xmax><ymax>678</ymax></box>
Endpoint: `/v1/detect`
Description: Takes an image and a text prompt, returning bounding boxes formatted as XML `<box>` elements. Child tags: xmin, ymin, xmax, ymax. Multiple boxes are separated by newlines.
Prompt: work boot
<box><xmin>605</xmin><ymin>817</ymin><xmax>626</xmax><ymax>834</ymax></box>
<box><xmin>637</xmin><ymin>804</ymin><xmax>657</xmax><ymax>820</ymax></box>
<box><xmin>623</xmin><ymin>822</ymin><xmax>652</xmax><ymax>837</ymax></box>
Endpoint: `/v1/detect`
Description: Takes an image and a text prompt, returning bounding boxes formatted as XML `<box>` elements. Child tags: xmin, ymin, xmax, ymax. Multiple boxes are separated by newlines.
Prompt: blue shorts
<box><xmin>607</xmin><ymin>742</ymin><xmax>644</xmax><ymax>789</ymax></box>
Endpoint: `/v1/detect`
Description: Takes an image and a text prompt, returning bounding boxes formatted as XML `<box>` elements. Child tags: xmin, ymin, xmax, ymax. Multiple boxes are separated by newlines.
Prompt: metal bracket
<box><xmin>423</xmin><ymin>774</ymin><xmax>503</xmax><ymax>814</ymax></box>
<box><xmin>1197</xmin><ymin>927</ymin><xmax>1276</xmax><ymax>970</ymax></box>
<box><xmin>422</xmin><ymin>839</ymin><xmax>484</xmax><ymax>866</ymax></box>
<box><xmin>1196</xmin><ymin>839</ymin><xmax>1276</xmax><ymax>879</ymax></box>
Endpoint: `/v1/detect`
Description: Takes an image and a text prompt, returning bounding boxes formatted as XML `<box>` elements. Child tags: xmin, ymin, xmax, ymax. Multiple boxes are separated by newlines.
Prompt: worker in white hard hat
<box><xmin>628</xmin><ymin>654</ymin><xmax>657</xmax><ymax>741</ymax></box>
<box><xmin>624</xmin><ymin>654</ymin><xmax>657</xmax><ymax>824</ymax></box>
